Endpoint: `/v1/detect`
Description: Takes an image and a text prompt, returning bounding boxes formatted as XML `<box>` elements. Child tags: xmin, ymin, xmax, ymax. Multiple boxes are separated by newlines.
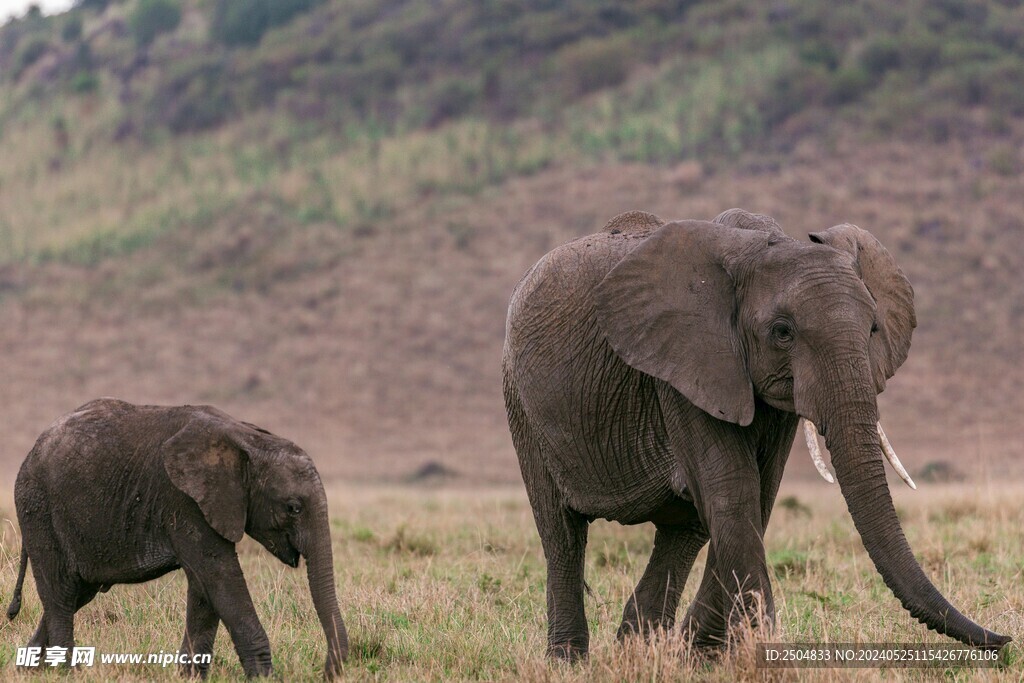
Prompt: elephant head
<box><xmin>163</xmin><ymin>411</ymin><xmax>348</xmax><ymax>676</ymax></box>
<box><xmin>595</xmin><ymin>216</ymin><xmax>1009</xmax><ymax>647</ymax></box>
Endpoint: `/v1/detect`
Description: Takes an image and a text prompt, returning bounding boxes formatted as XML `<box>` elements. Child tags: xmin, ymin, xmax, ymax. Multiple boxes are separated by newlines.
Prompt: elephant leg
<box><xmin>701</xmin><ymin>508</ymin><xmax>771</xmax><ymax>640</ymax></box>
<box><xmin>617</xmin><ymin>520</ymin><xmax>707</xmax><ymax>641</ymax></box>
<box><xmin>23</xmin><ymin>539</ymin><xmax>79</xmax><ymax>654</ymax></box>
<box><xmin>520</xmin><ymin>456</ymin><xmax>589</xmax><ymax>661</ymax></box>
<box><xmin>681</xmin><ymin>544</ymin><xmax>727</xmax><ymax>647</ymax></box>
<box><xmin>32</xmin><ymin>604</ymin><xmax>74</xmax><ymax>655</ymax></box>
<box><xmin>659</xmin><ymin>388</ymin><xmax>771</xmax><ymax>642</ymax></box>
<box><xmin>539</xmin><ymin>504</ymin><xmax>589</xmax><ymax>661</ymax></box>
<box><xmin>680</xmin><ymin>410</ymin><xmax>798</xmax><ymax>646</ymax></box>
<box><xmin>508</xmin><ymin>386</ymin><xmax>591</xmax><ymax>661</ymax></box>
<box><xmin>74</xmin><ymin>585</ymin><xmax>100</xmax><ymax>611</ymax></box>
<box><xmin>751</xmin><ymin>408</ymin><xmax>801</xmax><ymax>624</ymax></box>
<box><xmin>179</xmin><ymin>559</ymin><xmax>271</xmax><ymax>678</ymax></box>
<box><xmin>27</xmin><ymin>616</ymin><xmax>48</xmax><ymax>649</ymax></box>
<box><xmin>23</xmin><ymin>583</ymin><xmax>101</xmax><ymax>664</ymax></box>
<box><xmin>180</xmin><ymin>580</ymin><xmax>219</xmax><ymax>679</ymax></box>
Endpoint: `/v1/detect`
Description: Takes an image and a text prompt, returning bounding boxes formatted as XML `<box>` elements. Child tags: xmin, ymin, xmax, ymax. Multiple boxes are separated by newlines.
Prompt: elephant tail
<box><xmin>7</xmin><ymin>546</ymin><xmax>27</xmax><ymax>620</ymax></box>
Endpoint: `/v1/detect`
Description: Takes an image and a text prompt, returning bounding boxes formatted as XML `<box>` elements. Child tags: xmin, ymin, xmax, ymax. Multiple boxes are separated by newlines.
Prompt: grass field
<box><xmin>1</xmin><ymin>481</ymin><xmax>1020</xmax><ymax>681</ymax></box>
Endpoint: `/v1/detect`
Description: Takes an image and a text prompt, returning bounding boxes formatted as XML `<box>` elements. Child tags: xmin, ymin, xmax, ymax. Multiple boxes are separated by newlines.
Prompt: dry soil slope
<box><xmin>0</xmin><ymin>132</ymin><xmax>1021</xmax><ymax>486</ymax></box>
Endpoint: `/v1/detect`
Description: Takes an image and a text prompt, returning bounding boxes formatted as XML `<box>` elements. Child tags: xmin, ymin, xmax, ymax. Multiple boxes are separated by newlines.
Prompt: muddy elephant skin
<box><xmin>8</xmin><ymin>398</ymin><xmax>348</xmax><ymax>679</ymax></box>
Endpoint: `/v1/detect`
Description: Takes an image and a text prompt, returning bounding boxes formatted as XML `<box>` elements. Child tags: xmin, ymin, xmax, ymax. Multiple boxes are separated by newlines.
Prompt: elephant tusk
<box><xmin>877</xmin><ymin>422</ymin><xmax>917</xmax><ymax>490</ymax></box>
<box><xmin>802</xmin><ymin>419</ymin><xmax>834</xmax><ymax>484</ymax></box>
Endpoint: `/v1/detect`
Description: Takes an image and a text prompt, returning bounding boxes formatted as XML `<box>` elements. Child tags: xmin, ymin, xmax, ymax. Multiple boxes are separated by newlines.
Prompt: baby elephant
<box><xmin>8</xmin><ymin>398</ymin><xmax>348</xmax><ymax>679</ymax></box>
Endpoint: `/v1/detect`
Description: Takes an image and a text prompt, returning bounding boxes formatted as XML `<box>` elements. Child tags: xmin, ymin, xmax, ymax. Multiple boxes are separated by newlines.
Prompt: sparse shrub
<box><xmin>426</xmin><ymin>78</ymin><xmax>478</xmax><ymax>127</ymax></box>
<box><xmin>768</xmin><ymin>548</ymin><xmax>812</xmax><ymax>577</ymax></box>
<box><xmin>619</xmin><ymin>120</ymin><xmax>677</xmax><ymax>163</ymax></box>
<box><xmin>557</xmin><ymin>36</ymin><xmax>633</xmax><ymax>97</ymax></box>
<box><xmin>211</xmin><ymin>0</ymin><xmax>269</xmax><ymax>47</ymax></box>
<box><xmin>761</xmin><ymin>61</ymin><xmax>829</xmax><ymax>129</ymax></box>
<box><xmin>69</xmin><ymin>41</ymin><xmax>94</xmax><ymax>72</ymax></box>
<box><xmin>155</xmin><ymin>55</ymin><xmax>234</xmax><ymax>132</ymax></box>
<box><xmin>129</xmin><ymin>0</ymin><xmax>182</xmax><ymax>47</ymax></box>
<box><xmin>211</xmin><ymin>0</ymin><xmax>326</xmax><ymax>47</ymax></box>
<box><xmin>674</xmin><ymin>44</ymin><xmax>806</xmax><ymax>157</ymax></box>
<box><xmin>827</xmin><ymin>65</ymin><xmax>872</xmax><ymax>105</ymax></box>
<box><xmin>382</xmin><ymin>525</ymin><xmax>436</xmax><ymax>556</ymax></box>
<box><xmin>385</xmin><ymin>611</ymin><xmax>411</xmax><ymax>629</ymax></box>
<box><xmin>982</xmin><ymin>57</ymin><xmax>1024</xmax><ymax>115</ymax></box>
<box><xmin>75</xmin><ymin>0</ymin><xmax>111</xmax><ymax>11</ymax></box>
<box><xmin>70</xmin><ymin>70</ymin><xmax>99</xmax><ymax>93</ymax></box>
<box><xmin>798</xmin><ymin>39</ymin><xmax>840</xmax><ymax>71</ymax></box>
<box><xmin>446</xmin><ymin>221</ymin><xmax>475</xmax><ymax>250</ymax></box>
<box><xmin>477</xmin><ymin>573</ymin><xmax>502</xmax><ymax>593</ymax></box>
<box><xmin>866</xmin><ymin>74</ymin><xmax>926</xmax><ymax>134</ymax></box>
<box><xmin>930</xmin><ymin>57</ymin><xmax>1024</xmax><ymax>115</ymax></box>
<box><xmin>941</xmin><ymin>39</ymin><xmax>1006</xmax><ymax>64</ymax></box>
<box><xmin>778</xmin><ymin>495</ymin><xmax>812</xmax><ymax>517</ymax></box>
<box><xmin>860</xmin><ymin>36</ymin><xmax>902</xmax><ymax>78</ymax></box>
<box><xmin>594</xmin><ymin>541</ymin><xmax>634</xmax><ymax>569</ymax></box>
<box><xmin>927</xmin><ymin>63</ymin><xmax>986</xmax><ymax>106</ymax></box>
<box><xmin>987</xmin><ymin>20</ymin><xmax>1024</xmax><ymax>53</ymax></box>
<box><xmin>15</xmin><ymin>37</ymin><xmax>49</xmax><ymax>76</ymax></box>
<box><xmin>348</xmin><ymin>626</ymin><xmax>386</xmax><ymax>662</ymax></box>
<box><xmin>61</xmin><ymin>13</ymin><xmax>83</xmax><ymax>42</ymax></box>
<box><xmin>928</xmin><ymin>0</ymin><xmax>989</xmax><ymax>27</ymax></box>
<box><xmin>899</xmin><ymin>30</ymin><xmax>943</xmax><ymax>74</ymax></box>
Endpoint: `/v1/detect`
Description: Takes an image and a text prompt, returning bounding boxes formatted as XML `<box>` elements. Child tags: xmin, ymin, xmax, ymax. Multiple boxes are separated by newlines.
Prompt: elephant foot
<box><xmin>680</xmin><ymin>623</ymin><xmax>727</xmax><ymax>653</ymax></box>
<box><xmin>324</xmin><ymin>651</ymin><xmax>345</xmax><ymax>679</ymax></box>
<box><xmin>547</xmin><ymin>641</ymin><xmax>588</xmax><ymax>663</ymax></box>
<box><xmin>240</xmin><ymin>657</ymin><xmax>273</xmax><ymax>678</ymax></box>
<box><xmin>616</xmin><ymin>616</ymin><xmax>673</xmax><ymax>643</ymax></box>
<box><xmin>179</xmin><ymin>661</ymin><xmax>210</xmax><ymax>679</ymax></box>
<box><xmin>688</xmin><ymin>640</ymin><xmax>726</xmax><ymax>664</ymax></box>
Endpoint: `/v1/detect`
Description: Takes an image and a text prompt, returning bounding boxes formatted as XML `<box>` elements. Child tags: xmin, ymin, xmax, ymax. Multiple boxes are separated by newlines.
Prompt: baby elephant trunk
<box><xmin>303</xmin><ymin>508</ymin><xmax>349</xmax><ymax>679</ymax></box>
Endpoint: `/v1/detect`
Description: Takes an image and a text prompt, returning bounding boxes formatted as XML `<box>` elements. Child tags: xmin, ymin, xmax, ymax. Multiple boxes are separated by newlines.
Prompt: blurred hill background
<box><xmin>0</xmin><ymin>0</ymin><xmax>1021</xmax><ymax>485</ymax></box>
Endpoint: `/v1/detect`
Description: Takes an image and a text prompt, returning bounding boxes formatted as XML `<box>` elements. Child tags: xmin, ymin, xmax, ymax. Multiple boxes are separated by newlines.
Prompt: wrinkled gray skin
<box><xmin>8</xmin><ymin>398</ymin><xmax>348</xmax><ymax>679</ymax></box>
<box><xmin>503</xmin><ymin>209</ymin><xmax>1010</xmax><ymax>660</ymax></box>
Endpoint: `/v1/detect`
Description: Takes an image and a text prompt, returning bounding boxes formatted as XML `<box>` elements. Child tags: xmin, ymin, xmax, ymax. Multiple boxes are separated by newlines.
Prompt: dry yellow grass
<box><xmin>1</xmin><ymin>480</ymin><xmax>1020</xmax><ymax>681</ymax></box>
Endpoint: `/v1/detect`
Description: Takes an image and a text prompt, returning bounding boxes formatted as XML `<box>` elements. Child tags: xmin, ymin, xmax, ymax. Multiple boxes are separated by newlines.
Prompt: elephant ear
<box><xmin>162</xmin><ymin>418</ymin><xmax>251</xmax><ymax>543</ymax></box>
<box><xmin>809</xmin><ymin>223</ymin><xmax>916</xmax><ymax>389</ymax></box>
<box><xmin>595</xmin><ymin>220</ymin><xmax>766</xmax><ymax>426</ymax></box>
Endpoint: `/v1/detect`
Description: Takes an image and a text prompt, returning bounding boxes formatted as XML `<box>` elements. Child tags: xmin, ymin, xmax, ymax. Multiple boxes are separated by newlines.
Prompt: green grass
<box><xmin>1</xmin><ymin>482</ymin><xmax>1020</xmax><ymax>681</ymax></box>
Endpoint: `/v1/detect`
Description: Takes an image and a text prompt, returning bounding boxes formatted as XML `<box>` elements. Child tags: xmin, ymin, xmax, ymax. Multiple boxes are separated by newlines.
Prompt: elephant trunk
<box><xmin>813</xmin><ymin>364</ymin><xmax>1009</xmax><ymax>649</ymax></box>
<box><xmin>303</xmin><ymin>498</ymin><xmax>349</xmax><ymax>678</ymax></box>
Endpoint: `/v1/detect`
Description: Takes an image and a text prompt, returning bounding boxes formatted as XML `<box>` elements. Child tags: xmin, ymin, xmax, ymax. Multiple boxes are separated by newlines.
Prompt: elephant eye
<box><xmin>871</xmin><ymin>321</ymin><xmax>879</xmax><ymax>335</ymax></box>
<box><xmin>771</xmin><ymin>321</ymin><xmax>794</xmax><ymax>345</ymax></box>
<box><xmin>286</xmin><ymin>501</ymin><xmax>302</xmax><ymax>516</ymax></box>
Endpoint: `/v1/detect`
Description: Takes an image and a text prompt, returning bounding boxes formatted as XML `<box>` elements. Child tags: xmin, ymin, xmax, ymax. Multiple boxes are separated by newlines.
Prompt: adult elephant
<box><xmin>8</xmin><ymin>398</ymin><xmax>348</xmax><ymax>679</ymax></box>
<box><xmin>502</xmin><ymin>209</ymin><xmax>1010</xmax><ymax>660</ymax></box>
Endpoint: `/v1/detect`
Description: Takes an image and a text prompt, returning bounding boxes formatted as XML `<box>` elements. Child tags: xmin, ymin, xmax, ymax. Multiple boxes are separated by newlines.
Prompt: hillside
<box><xmin>0</xmin><ymin>0</ymin><xmax>1021</xmax><ymax>484</ymax></box>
